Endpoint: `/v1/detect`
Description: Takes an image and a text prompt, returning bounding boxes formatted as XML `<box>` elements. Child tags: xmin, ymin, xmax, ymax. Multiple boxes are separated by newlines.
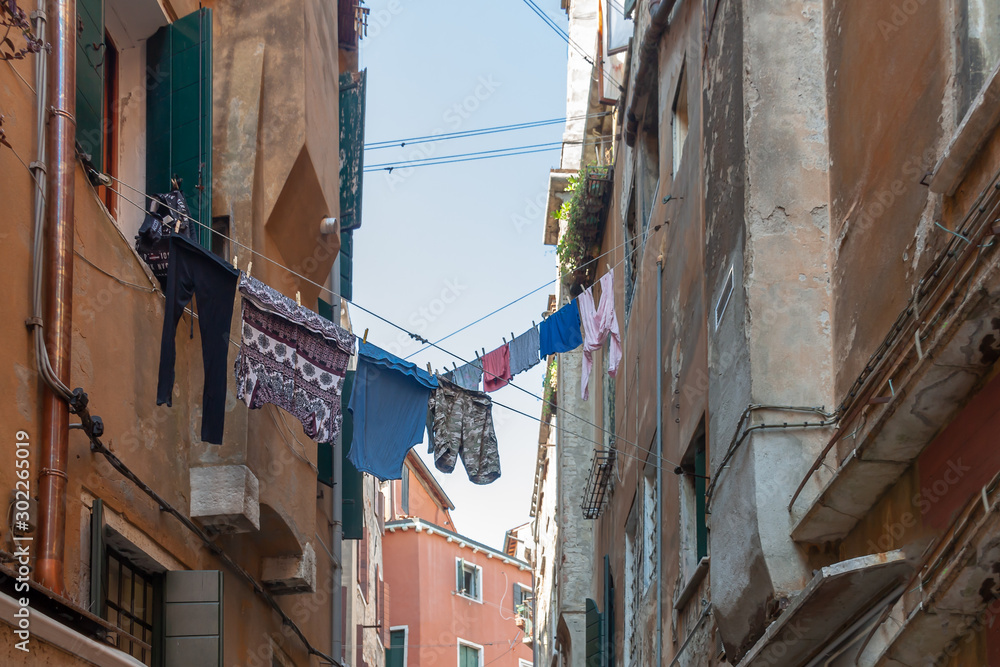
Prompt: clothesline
<box><xmin>94</xmin><ymin>172</ymin><xmax>682</xmax><ymax>471</ymax></box>
<box><xmin>74</xmin><ymin>240</ymin><xmax>681</xmax><ymax>476</ymax></box>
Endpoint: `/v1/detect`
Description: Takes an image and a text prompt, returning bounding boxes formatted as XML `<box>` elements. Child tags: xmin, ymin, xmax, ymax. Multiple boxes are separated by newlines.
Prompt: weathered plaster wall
<box><xmin>824</xmin><ymin>0</ymin><xmax>949</xmax><ymax>408</ymax></box>
<box><xmin>708</xmin><ymin>0</ymin><xmax>837</xmax><ymax>659</ymax></box>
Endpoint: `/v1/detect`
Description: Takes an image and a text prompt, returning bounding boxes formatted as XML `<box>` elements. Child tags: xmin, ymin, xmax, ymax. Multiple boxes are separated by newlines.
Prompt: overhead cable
<box><xmin>365</xmin><ymin>111</ymin><xmax>611</xmax><ymax>150</ymax></box>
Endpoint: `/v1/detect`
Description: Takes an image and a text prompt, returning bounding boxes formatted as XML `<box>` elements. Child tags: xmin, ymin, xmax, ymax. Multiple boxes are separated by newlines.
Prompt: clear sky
<box><xmin>352</xmin><ymin>0</ymin><xmax>571</xmax><ymax>549</ymax></box>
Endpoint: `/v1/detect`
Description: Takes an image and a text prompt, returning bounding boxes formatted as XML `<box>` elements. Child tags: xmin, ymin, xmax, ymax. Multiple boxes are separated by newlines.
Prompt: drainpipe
<box><xmin>36</xmin><ymin>0</ymin><xmax>77</xmax><ymax>596</ymax></box>
<box><xmin>655</xmin><ymin>256</ymin><xmax>664</xmax><ymax>667</ymax></box>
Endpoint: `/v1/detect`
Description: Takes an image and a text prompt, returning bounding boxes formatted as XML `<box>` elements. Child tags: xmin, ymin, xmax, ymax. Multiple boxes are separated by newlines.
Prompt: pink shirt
<box><xmin>579</xmin><ymin>270</ymin><xmax>622</xmax><ymax>400</ymax></box>
<box><xmin>482</xmin><ymin>344</ymin><xmax>512</xmax><ymax>392</ymax></box>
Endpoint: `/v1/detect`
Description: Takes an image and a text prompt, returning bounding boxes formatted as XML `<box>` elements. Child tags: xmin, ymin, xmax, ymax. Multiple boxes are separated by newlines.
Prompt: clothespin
<box><xmin>511</xmin><ymin>332</ymin><xmax>516</xmax><ymax>342</ymax></box>
<box><xmin>481</xmin><ymin>348</ymin><xmax>486</xmax><ymax>357</ymax></box>
<box><xmin>362</xmin><ymin>328</ymin><xmax>369</xmax><ymax>345</ymax></box>
<box><xmin>246</xmin><ymin>261</ymin><xmax>252</xmax><ymax>276</ymax></box>
<box><xmin>453</xmin><ymin>362</ymin><xmax>458</xmax><ymax>371</ymax></box>
<box><xmin>232</xmin><ymin>255</ymin><xmax>238</xmax><ymax>269</ymax></box>
<box><xmin>426</xmin><ymin>362</ymin><xmax>432</xmax><ymax>374</ymax></box>
<box><xmin>295</xmin><ymin>291</ymin><xmax>301</xmax><ymax>306</ymax></box>
<box><xmin>502</xmin><ymin>337</ymin><xmax>507</xmax><ymax>345</ymax></box>
<box><xmin>174</xmin><ymin>218</ymin><xmax>181</xmax><ymax>233</ymax></box>
<box><xmin>532</xmin><ymin>320</ymin><xmax>536</xmax><ymax>328</ymax></box>
<box><xmin>606</xmin><ymin>262</ymin><xmax>612</xmax><ymax>273</ymax></box>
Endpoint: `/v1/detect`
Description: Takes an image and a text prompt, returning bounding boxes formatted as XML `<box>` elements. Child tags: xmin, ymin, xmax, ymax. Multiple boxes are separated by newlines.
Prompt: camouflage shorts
<box><xmin>427</xmin><ymin>377</ymin><xmax>501</xmax><ymax>484</ymax></box>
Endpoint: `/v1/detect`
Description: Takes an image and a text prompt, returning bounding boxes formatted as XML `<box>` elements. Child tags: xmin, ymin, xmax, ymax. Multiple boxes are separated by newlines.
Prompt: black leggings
<box><xmin>156</xmin><ymin>234</ymin><xmax>238</xmax><ymax>444</ymax></box>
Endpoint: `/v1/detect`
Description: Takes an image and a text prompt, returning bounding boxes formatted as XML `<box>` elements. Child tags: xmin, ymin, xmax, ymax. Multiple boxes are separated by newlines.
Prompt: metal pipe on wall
<box><xmin>655</xmin><ymin>256</ymin><xmax>664</xmax><ymax>667</ymax></box>
<box><xmin>36</xmin><ymin>0</ymin><xmax>77</xmax><ymax>595</ymax></box>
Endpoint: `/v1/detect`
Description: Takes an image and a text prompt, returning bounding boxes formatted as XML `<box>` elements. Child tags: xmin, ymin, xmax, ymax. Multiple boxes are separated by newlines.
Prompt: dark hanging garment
<box><xmin>156</xmin><ymin>234</ymin><xmax>238</xmax><ymax>444</ymax></box>
<box><xmin>135</xmin><ymin>189</ymin><xmax>199</xmax><ymax>287</ymax></box>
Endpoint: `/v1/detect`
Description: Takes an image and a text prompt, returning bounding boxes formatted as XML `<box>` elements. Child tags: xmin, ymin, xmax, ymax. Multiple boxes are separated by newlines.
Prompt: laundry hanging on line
<box><xmin>135</xmin><ymin>189</ymin><xmax>199</xmax><ymax>287</ymax></box>
<box><xmin>347</xmin><ymin>341</ymin><xmax>438</xmax><ymax>481</ymax></box>
<box><xmin>481</xmin><ymin>343</ymin><xmax>512</xmax><ymax>392</ymax></box>
<box><xmin>579</xmin><ymin>269</ymin><xmax>622</xmax><ymax>400</ymax></box>
<box><xmin>539</xmin><ymin>298</ymin><xmax>584</xmax><ymax>358</ymax></box>
<box><xmin>234</xmin><ymin>273</ymin><xmax>355</xmax><ymax>443</ymax></box>
<box><xmin>444</xmin><ymin>359</ymin><xmax>484</xmax><ymax>392</ymax></box>
<box><xmin>427</xmin><ymin>376</ymin><xmax>501</xmax><ymax>485</ymax></box>
<box><xmin>508</xmin><ymin>325</ymin><xmax>541</xmax><ymax>376</ymax></box>
<box><xmin>156</xmin><ymin>234</ymin><xmax>239</xmax><ymax>445</ymax></box>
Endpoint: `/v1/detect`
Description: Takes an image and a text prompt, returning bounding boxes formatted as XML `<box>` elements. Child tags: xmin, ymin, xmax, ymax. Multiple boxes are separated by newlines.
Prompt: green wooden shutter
<box><xmin>339</xmin><ymin>230</ymin><xmax>354</xmax><ymax>301</ymax></box>
<box><xmin>456</xmin><ymin>559</ymin><xmax>465</xmax><ymax>594</ymax></box>
<box><xmin>76</xmin><ymin>0</ymin><xmax>104</xmax><ymax>167</ymax></box>
<box><xmin>459</xmin><ymin>644</ymin><xmax>480</xmax><ymax>667</ymax></box>
<box><xmin>339</xmin><ymin>71</ymin><xmax>366</xmax><ymax>233</ymax></box>
<box><xmin>623</xmin><ymin>0</ymin><xmax>637</xmax><ymax>18</ymax></box>
<box><xmin>163</xmin><ymin>570</ymin><xmax>223</xmax><ymax>667</ymax></box>
<box><xmin>317</xmin><ymin>298</ymin><xmax>336</xmax><ymax>488</ymax></box>
<box><xmin>695</xmin><ymin>445</ymin><xmax>708</xmax><ymax>560</ymax></box>
<box><xmin>342</xmin><ymin>369</ymin><xmax>364</xmax><ymax>539</ymax></box>
<box><xmin>586</xmin><ymin>598</ymin><xmax>604</xmax><ymax>667</ymax></box>
<box><xmin>146</xmin><ymin>9</ymin><xmax>213</xmax><ymax>248</ymax></box>
<box><xmin>604</xmin><ymin>555</ymin><xmax>615</xmax><ymax>667</ymax></box>
<box><xmin>386</xmin><ymin>629</ymin><xmax>405</xmax><ymax>667</ymax></box>
<box><xmin>89</xmin><ymin>499</ymin><xmax>105</xmax><ymax>617</ymax></box>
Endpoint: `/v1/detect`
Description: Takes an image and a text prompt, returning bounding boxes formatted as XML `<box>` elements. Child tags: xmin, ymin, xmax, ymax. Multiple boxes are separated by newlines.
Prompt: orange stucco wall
<box><xmin>384</xmin><ymin>527</ymin><xmax>532</xmax><ymax>667</ymax></box>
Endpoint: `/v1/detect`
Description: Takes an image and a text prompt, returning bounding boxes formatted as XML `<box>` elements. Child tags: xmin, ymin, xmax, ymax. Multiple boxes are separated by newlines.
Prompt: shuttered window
<box><xmin>459</xmin><ymin>643</ymin><xmax>481</xmax><ymax>667</ymax></box>
<box><xmin>585</xmin><ymin>598</ymin><xmax>604</xmax><ymax>667</ymax></box>
<box><xmin>341</xmin><ymin>368</ymin><xmax>364</xmax><ymax>539</ymax></box>
<box><xmin>386</xmin><ymin>629</ymin><xmax>406</xmax><ymax>667</ymax></box>
<box><xmin>357</xmin><ymin>525</ymin><xmax>369</xmax><ymax>601</ymax></box>
<box><xmin>76</xmin><ymin>0</ymin><xmax>104</xmax><ymax>168</ymax></box>
<box><xmin>146</xmin><ymin>9</ymin><xmax>213</xmax><ymax>248</ymax></box>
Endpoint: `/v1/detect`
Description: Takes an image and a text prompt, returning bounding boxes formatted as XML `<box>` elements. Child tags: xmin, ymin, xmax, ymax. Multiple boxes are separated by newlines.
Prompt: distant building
<box><xmin>383</xmin><ymin>453</ymin><xmax>534</xmax><ymax>667</ymax></box>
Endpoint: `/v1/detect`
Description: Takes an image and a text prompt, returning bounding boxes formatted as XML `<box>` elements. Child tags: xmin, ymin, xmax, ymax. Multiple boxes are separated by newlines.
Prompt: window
<box><xmin>357</xmin><ymin>525</ymin><xmax>369</xmax><ymax>601</ymax></box>
<box><xmin>623</xmin><ymin>188</ymin><xmax>638</xmax><ymax>320</ymax></box>
<box><xmin>513</xmin><ymin>582</ymin><xmax>531</xmax><ymax>614</ymax></box>
<box><xmin>90</xmin><ymin>499</ymin><xmax>223</xmax><ymax>667</ymax></box>
<box><xmin>146</xmin><ymin>8</ymin><xmax>214</xmax><ymax>248</ymax></box>
<box><xmin>99</xmin><ymin>31</ymin><xmax>119</xmax><ymax>216</ymax></box>
<box><xmin>401</xmin><ymin>468</ymin><xmax>410</xmax><ymax>514</ymax></box>
<box><xmin>714</xmin><ymin>265</ymin><xmax>735</xmax><ymax>330</ymax></box>
<box><xmin>624</xmin><ymin>500</ymin><xmax>642</xmax><ymax>666</ymax></box>
<box><xmin>642</xmin><ymin>462</ymin><xmax>657</xmax><ymax>591</ymax></box>
<box><xmin>104</xmin><ymin>548</ymin><xmax>157</xmax><ymax>664</ymax></box>
<box><xmin>458</xmin><ymin>640</ymin><xmax>482</xmax><ymax>667</ymax></box>
<box><xmin>456</xmin><ymin>558</ymin><xmax>482</xmax><ymax>602</ymax></box>
<box><xmin>387</xmin><ymin>627</ymin><xmax>408</xmax><ymax>667</ymax></box>
<box><xmin>672</xmin><ymin>64</ymin><xmax>689</xmax><ymax>177</ymax></box>
<box><xmin>210</xmin><ymin>216</ymin><xmax>230</xmax><ymax>260</ymax></box>
<box><xmin>679</xmin><ymin>421</ymin><xmax>709</xmax><ymax>583</ymax></box>
<box><xmin>960</xmin><ymin>0</ymin><xmax>1000</xmax><ymax>117</ymax></box>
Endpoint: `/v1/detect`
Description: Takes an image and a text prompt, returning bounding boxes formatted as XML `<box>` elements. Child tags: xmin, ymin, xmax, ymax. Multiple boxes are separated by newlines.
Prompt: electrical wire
<box><xmin>365</xmin><ymin>141</ymin><xmax>566</xmax><ymax>169</ymax></box>
<box><xmin>365</xmin><ymin>134</ymin><xmax>616</xmax><ymax>173</ymax></box>
<box><xmin>519</xmin><ymin>0</ymin><xmax>624</xmax><ymax>92</ymax></box>
<box><xmin>365</xmin><ymin>111</ymin><xmax>611</xmax><ymax>150</ymax></box>
<box><xmin>364</xmin><ymin>145</ymin><xmax>561</xmax><ymax>172</ymax></box>
<box><xmin>88</xmin><ymin>172</ymin><xmax>683</xmax><ymax>472</ymax></box>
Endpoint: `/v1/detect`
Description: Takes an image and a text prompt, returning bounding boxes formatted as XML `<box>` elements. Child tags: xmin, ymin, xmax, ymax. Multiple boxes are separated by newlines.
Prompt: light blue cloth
<box><xmin>445</xmin><ymin>360</ymin><xmax>483</xmax><ymax>391</ymax></box>
<box><xmin>347</xmin><ymin>342</ymin><xmax>438</xmax><ymax>481</ymax></box>
<box><xmin>539</xmin><ymin>301</ymin><xmax>583</xmax><ymax>358</ymax></box>
<box><xmin>509</xmin><ymin>326</ymin><xmax>541</xmax><ymax>376</ymax></box>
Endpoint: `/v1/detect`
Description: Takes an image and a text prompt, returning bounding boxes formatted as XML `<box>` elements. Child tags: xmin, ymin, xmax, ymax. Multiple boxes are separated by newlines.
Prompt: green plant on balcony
<box><xmin>541</xmin><ymin>358</ymin><xmax>558</xmax><ymax>421</ymax></box>
<box><xmin>554</xmin><ymin>165</ymin><xmax>613</xmax><ymax>292</ymax></box>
